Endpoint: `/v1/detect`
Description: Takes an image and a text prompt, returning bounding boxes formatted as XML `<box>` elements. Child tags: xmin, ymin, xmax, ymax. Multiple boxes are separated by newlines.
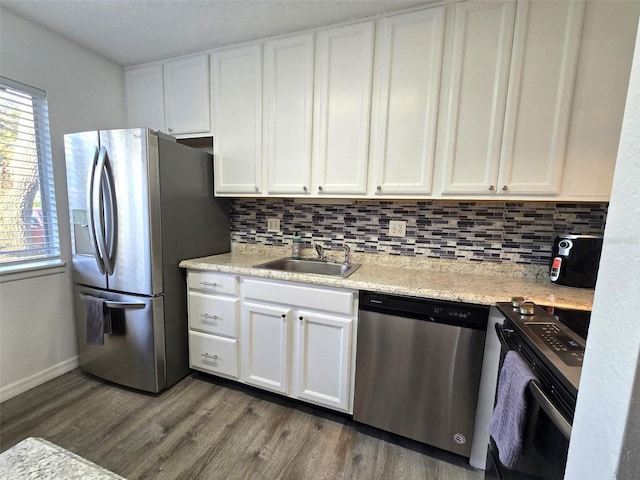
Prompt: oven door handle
<box><xmin>495</xmin><ymin>323</ymin><xmax>512</xmax><ymax>349</ymax></box>
<box><xmin>529</xmin><ymin>381</ymin><xmax>572</xmax><ymax>440</ymax></box>
<box><xmin>495</xmin><ymin>323</ymin><xmax>573</xmax><ymax>440</ymax></box>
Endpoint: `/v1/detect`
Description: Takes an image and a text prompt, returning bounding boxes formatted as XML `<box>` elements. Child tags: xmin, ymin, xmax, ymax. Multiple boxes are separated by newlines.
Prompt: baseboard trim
<box><xmin>0</xmin><ymin>357</ymin><xmax>80</xmax><ymax>403</ymax></box>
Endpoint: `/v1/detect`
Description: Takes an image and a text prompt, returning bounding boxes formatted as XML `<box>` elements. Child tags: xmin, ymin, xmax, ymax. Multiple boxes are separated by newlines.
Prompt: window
<box><xmin>0</xmin><ymin>77</ymin><xmax>61</xmax><ymax>273</ymax></box>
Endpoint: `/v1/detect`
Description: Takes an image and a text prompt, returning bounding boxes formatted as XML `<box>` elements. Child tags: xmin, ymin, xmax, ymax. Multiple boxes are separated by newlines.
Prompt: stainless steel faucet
<box><xmin>343</xmin><ymin>244</ymin><xmax>351</xmax><ymax>264</ymax></box>
<box><xmin>314</xmin><ymin>243</ymin><xmax>325</xmax><ymax>261</ymax></box>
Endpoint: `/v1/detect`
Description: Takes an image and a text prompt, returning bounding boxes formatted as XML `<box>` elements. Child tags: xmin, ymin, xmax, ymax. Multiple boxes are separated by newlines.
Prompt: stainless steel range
<box><xmin>486</xmin><ymin>300</ymin><xmax>589</xmax><ymax>480</ymax></box>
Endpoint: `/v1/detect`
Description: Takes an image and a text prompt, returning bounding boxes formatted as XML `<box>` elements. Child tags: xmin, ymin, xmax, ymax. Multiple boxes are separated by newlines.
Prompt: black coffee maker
<box><xmin>549</xmin><ymin>235</ymin><xmax>603</xmax><ymax>288</ymax></box>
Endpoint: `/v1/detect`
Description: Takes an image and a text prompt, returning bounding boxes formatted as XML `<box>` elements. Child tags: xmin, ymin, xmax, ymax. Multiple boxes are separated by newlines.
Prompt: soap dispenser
<box><xmin>292</xmin><ymin>233</ymin><xmax>301</xmax><ymax>259</ymax></box>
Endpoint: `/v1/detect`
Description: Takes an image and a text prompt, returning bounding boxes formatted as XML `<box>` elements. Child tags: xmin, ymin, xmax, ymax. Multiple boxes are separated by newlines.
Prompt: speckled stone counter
<box><xmin>179</xmin><ymin>244</ymin><xmax>594</xmax><ymax>311</ymax></box>
<box><xmin>0</xmin><ymin>437</ymin><xmax>125</xmax><ymax>479</ymax></box>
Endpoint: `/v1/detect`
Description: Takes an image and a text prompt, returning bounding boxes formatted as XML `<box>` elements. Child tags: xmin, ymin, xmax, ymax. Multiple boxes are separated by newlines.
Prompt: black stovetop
<box><xmin>496</xmin><ymin>302</ymin><xmax>586</xmax><ymax>395</ymax></box>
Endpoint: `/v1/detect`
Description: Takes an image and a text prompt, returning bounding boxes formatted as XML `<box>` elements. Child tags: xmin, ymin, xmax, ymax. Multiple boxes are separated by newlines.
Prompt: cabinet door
<box><xmin>241</xmin><ymin>302</ymin><xmax>290</xmax><ymax>394</ymax></box>
<box><xmin>560</xmin><ymin>0</ymin><xmax>640</xmax><ymax>200</ymax></box>
<box><xmin>497</xmin><ymin>0</ymin><xmax>584</xmax><ymax>195</ymax></box>
<box><xmin>312</xmin><ymin>21</ymin><xmax>375</xmax><ymax>195</ymax></box>
<box><xmin>211</xmin><ymin>45</ymin><xmax>263</xmax><ymax>194</ymax></box>
<box><xmin>369</xmin><ymin>8</ymin><xmax>445</xmax><ymax>196</ymax></box>
<box><xmin>163</xmin><ymin>55</ymin><xmax>210</xmax><ymax>135</ymax></box>
<box><xmin>440</xmin><ymin>1</ymin><xmax>516</xmax><ymax>195</ymax></box>
<box><xmin>125</xmin><ymin>64</ymin><xmax>165</xmax><ymax>132</ymax></box>
<box><xmin>292</xmin><ymin>311</ymin><xmax>352</xmax><ymax>412</ymax></box>
<box><xmin>264</xmin><ymin>34</ymin><xmax>314</xmax><ymax>195</ymax></box>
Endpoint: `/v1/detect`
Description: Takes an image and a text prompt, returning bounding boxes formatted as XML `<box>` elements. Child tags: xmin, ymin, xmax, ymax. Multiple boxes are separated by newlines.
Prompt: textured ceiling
<box><xmin>2</xmin><ymin>0</ymin><xmax>437</xmax><ymax>66</ymax></box>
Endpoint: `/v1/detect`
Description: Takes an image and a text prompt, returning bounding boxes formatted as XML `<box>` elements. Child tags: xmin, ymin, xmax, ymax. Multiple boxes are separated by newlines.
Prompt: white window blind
<box><xmin>0</xmin><ymin>76</ymin><xmax>61</xmax><ymax>272</ymax></box>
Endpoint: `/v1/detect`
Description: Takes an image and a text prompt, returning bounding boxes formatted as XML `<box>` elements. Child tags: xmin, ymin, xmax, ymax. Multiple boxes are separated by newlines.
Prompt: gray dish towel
<box><xmin>84</xmin><ymin>295</ymin><xmax>108</xmax><ymax>345</ymax></box>
<box><xmin>488</xmin><ymin>350</ymin><xmax>537</xmax><ymax>468</ymax></box>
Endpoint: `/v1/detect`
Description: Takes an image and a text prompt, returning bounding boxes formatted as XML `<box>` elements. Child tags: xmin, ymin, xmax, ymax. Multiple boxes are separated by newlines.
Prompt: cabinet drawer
<box><xmin>188</xmin><ymin>292</ymin><xmax>239</xmax><ymax>337</ymax></box>
<box><xmin>243</xmin><ymin>278</ymin><xmax>355</xmax><ymax>315</ymax></box>
<box><xmin>189</xmin><ymin>331</ymin><xmax>239</xmax><ymax>378</ymax></box>
<box><xmin>188</xmin><ymin>271</ymin><xmax>239</xmax><ymax>296</ymax></box>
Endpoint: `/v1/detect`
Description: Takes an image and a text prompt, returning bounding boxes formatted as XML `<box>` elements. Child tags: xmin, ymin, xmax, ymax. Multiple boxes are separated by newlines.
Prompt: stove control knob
<box><xmin>511</xmin><ymin>296</ymin><xmax>525</xmax><ymax>308</ymax></box>
<box><xmin>518</xmin><ymin>302</ymin><xmax>536</xmax><ymax>315</ymax></box>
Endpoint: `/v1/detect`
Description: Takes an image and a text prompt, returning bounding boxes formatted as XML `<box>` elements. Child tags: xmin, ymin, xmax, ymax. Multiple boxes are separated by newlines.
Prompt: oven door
<box><xmin>486</xmin><ymin>324</ymin><xmax>573</xmax><ymax>480</ymax></box>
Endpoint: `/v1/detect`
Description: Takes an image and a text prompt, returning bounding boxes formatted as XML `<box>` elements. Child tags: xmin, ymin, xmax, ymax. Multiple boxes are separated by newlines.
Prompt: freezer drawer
<box><xmin>74</xmin><ymin>286</ymin><xmax>165</xmax><ymax>393</ymax></box>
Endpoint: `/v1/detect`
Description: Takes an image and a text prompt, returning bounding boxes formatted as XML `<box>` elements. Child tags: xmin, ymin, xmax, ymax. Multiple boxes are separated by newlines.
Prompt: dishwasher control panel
<box><xmin>359</xmin><ymin>291</ymin><xmax>489</xmax><ymax>330</ymax></box>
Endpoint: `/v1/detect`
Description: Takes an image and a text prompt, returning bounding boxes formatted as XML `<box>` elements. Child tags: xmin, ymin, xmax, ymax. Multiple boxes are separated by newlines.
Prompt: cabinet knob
<box><xmin>254</xmin><ymin>185</ymin><xmax>259</xmax><ymax>192</ymax></box>
<box><xmin>167</xmin><ymin>128</ymin><xmax>173</xmax><ymax>133</ymax></box>
<box><xmin>318</xmin><ymin>185</ymin><xmax>323</xmax><ymax>192</ymax></box>
<box><xmin>281</xmin><ymin>313</ymin><xmax>286</xmax><ymax>318</ymax></box>
<box><xmin>489</xmin><ymin>185</ymin><xmax>495</xmax><ymax>191</ymax></box>
<box><xmin>298</xmin><ymin>316</ymin><xmax>304</xmax><ymax>321</ymax></box>
<box><xmin>303</xmin><ymin>186</ymin><xmax>308</xmax><ymax>192</ymax></box>
<box><xmin>376</xmin><ymin>185</ymin><xmax>382</xmax><ymax>191</ymax></box>
<box><xmin>502</xmin><ymin>185</ymin><xmax>508</xmax><ymax>191</ymax></box>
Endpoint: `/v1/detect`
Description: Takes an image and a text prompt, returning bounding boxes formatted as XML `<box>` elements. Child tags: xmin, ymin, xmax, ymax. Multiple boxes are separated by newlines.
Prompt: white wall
<box><xmin>0</xmin><ymin>7</ymin><xmax>127</xmax><ymax>401</ymax></box>
<box><xmin>565</xmin><ymin>18</ymin><xmax>640</xmax><ymax>480</ymax></box>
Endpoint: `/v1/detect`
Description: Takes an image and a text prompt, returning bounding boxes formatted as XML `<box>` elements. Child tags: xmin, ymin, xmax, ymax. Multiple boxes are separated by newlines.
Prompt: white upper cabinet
<box><xmin>125</xmin><ymin>54</ymin><xmax>210</xmax><ymax>136</ymax></box>
<box><xmin>497</xmin><ymin>0</ymin><xmax>584</xmax><ymax>195</ymax></box>
<box><xmin>369</xmin><ymin>7</ymin><xmax>446</xmax><ymax>196</ymax></box>
<box><xmin>211</xmin><ymin>45</ymin><xmax>263</xmax><ymax>194</ymax></box>
<box><xmin>163</xmin><ymin>55</ymin><xmax>210</xmax><ymax>135</ymax></box>
<box><xmin>125</xmin><ymin>64</ymin><xmax>165</xmax><ymax>132</ymax></box>
<box><xmin>263</xmin><ymin>34</ymin><xmax>314</xmax><ymax>195</ymax></box>
<box><xmin>560</xmin><ymin>0</ymin><xmax>640</xmax><ymax>200</ymax></box>
<box><xmin>312</xmin><ymin>21</ymin><xmax>375</xmax><ymax>196</ymax></box>
<box><xmin>439</xmin><ymin>0</ymin><xmax>516</xmax><ymax>196</ymax></box>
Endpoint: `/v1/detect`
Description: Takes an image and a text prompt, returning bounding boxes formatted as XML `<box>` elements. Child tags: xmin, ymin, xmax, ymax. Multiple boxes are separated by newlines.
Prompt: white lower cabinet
<box><xmin>241</xmin><ymin>278</ymin><xmax>357</xmax><ymax>413</ymax></box>
<box><xmin>241</xmin><ymin>302</ymin><xmax>291</xmax><ymax>394</ymax></box>
<box><xmin>187</xmin><ymin>270</ymin><xmax>357</xmax><ymax>413</ymax></box>
<box><xmin>292</xmin><ymin>310</ymin><xmax>353</xmax><ymax>411</ymax></box>
<box><xmin>187</xmin><ymin>271</ymin><xmax>241</xmax><ymax>379</ymax></box>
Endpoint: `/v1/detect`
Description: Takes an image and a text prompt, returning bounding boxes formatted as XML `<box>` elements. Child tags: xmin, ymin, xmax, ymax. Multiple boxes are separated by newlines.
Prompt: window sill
<box><xmin>0</xmin><ymin>260</ymin><xmax>67</xmax><ymax>283</ymax></box>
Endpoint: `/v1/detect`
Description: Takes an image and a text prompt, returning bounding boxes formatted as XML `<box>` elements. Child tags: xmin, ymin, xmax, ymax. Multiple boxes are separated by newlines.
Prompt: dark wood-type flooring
<box><xmin>0</xmin><ymin>370</ymin><xmax>485</xmax><ymax>479</ymax></box>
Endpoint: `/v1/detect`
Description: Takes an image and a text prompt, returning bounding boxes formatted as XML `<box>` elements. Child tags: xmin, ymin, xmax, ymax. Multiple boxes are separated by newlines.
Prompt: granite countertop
<box><xmin>0</xmin><ymin>437</ymin><xmax>125</xmax><ymax>480</ymax></box>
<box><xmin>179</xmin><ymin>245</ymin><xmax>594</xmax><ymax>311</ymax></box>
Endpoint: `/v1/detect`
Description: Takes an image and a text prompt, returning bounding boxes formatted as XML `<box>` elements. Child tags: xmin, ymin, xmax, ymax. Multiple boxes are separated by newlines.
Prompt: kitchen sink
<box><xmin>253</xmin><ymin>258</ymin><xmax>361</xmax><ymax>278</ymax></box>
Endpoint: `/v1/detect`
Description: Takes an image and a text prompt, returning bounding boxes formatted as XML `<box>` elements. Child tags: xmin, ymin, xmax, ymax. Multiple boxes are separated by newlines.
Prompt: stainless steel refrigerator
<box><xmin>64</xmin><ymin>128</ymin><xmax>230</xmax><ymax>393</ymax></box>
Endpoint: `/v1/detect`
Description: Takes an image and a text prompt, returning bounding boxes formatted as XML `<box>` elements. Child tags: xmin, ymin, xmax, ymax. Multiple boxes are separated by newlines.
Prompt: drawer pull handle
<box><xmin>201</xmin><ymin>353</ymin><xmax>218</xmax><ymax>360</ymax></box>
<box><xmin>200</xmin><ymin>281</ymin><xmax>217</xmax><ymax>287</ymax></box>
<box><xmin>201</xmin><ymin>313</ymin><xmax>218</xmax><ymax>320</ymax></box>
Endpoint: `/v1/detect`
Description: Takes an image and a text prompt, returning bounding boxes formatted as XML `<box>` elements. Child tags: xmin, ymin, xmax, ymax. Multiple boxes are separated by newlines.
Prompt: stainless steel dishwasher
<box><xmin>353</xmin><ymin>291</ymin><xmax>488</xmax><ymax>458</ymax></box>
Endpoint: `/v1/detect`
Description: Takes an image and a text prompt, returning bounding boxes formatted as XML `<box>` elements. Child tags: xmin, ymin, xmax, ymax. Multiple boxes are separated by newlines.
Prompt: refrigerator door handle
<box><xmin>93</xmin><ymin>146</ymin><xmax>112</xmax><ymax>276</ymax></box>
<box><xmin>79</xmin><ymin>294</ymin><xmax>146</xmax><ymax>310</ymax></box>
<box><xmin>87</xmin><ymin>146</ymin><xmax>106</xmax><ymax>274</ymax></box>
<box><xmin>105</xmin><ymin>301</ymin><xmax>146</xmax><ymax>310</ymax></box>
<box><xmin>102</xmin><ymin>149</ymin><xmax>118</xmax><ymax>276</ymax></box>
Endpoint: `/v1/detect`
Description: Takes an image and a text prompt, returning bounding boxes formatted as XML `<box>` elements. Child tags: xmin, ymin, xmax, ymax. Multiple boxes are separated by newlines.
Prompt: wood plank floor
<box><xmin>0</xmin><ymin>370</ymin><xmax>485</xmax><ymax>479</ymax></box>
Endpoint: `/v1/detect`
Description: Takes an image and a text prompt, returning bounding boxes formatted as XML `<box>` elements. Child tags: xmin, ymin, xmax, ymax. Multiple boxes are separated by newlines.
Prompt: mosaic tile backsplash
<box><xmin>230</xmin><ymin>199</ymin><xmax>608</xmax><ymax>265</ymax></box>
